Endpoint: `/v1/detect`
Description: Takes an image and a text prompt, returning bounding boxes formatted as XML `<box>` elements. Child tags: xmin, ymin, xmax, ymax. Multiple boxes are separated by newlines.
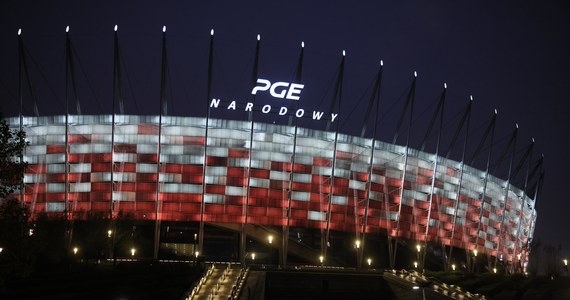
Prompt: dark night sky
<box><xmin>1</xmin><ymin>1</ymin><xmax>570</xmax><ymax>260</ymax></box>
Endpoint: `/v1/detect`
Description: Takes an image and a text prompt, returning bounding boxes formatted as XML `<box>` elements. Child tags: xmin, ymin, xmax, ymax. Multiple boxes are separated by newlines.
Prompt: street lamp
<box><xmin>107</xmin><ymin>230</ymin><xmax>112</xmax><ymax>238</ymax></box>
<box><xmin>319</xmin><ymin>255</ymin><xmax>324</xmax><ymax>266</ymax></box>
<box><xmin>0</xmin><ymin>247</ymin><xmax>3</xmax><ymax>253</ymax></box>
<box><xmin>493</xmin><ymin>267</ymin><xmax>497</xmax><ymax>274</ymax></box>
<box><xmin>355</xmin><ymin>240</ymin><xmax>361</xmax><ymax>249</ymax></box>
<box><xmin>251</xmin><ymin>252</ymin><xmax>256</xmax><ymax>262</ymax></box>
<box><xmin>367</xmin><ymin>258</ymin><xmax>372</xmax><ymax>267</ymax></box>
<box><xmin>451</xmin><ymin>264</ymin><xmax>456</xmax><ymax>271</ymax></box>
<box><xmin>267</xmin><ymin>235</ymin><xmax>273</xmax><ymax>245</ymax></box>
<box><xmin>73</xmin><ymin>247</ymin><xmax>78</xmax><ymax>255</ymax></box>
<box><xmin>416</xmin><ymin>244</ymin><xmax>421</xmax><ymax>271</ymax></box>
<box><xmin>472</xmin><ymin>249</ymin><xmax>478</xmax><ymax>273</ymax></box>
<box><xmin>131</xmin><ymin>248</ymin><xmax>136</xmax><ymax>257</ymax></box>
<box><xmin>414</xmin><ymin>261</ymin><xmax>418</xmax><ymax>269</ymax></box>
<box><xmin>563</xmin><ymin>259</ymin><xmax>568</xmax><ymax>275</ymax></box>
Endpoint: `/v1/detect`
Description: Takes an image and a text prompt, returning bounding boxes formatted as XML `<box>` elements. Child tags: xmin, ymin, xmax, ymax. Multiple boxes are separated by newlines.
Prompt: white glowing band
<box><xmin>114</xmin><ymin>25</ymin><xmax>118</xmax><ymax>32</ymax></box>
<box><xmin>251</xmin><ymin>78</ymin><xmax>304</xmax><ymax>100</ymax></box>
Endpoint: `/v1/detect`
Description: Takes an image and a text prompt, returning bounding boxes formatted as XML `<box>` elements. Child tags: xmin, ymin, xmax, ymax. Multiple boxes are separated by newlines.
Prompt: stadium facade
<box><xmin>5</xmin><ymin>28</ymin><xmax>540</xmax><ymax>271</ymax></box>
<box><xmin>7</xmin><ymin>113</ymin><xmax>536</xmax><ymax>268</ymax></box>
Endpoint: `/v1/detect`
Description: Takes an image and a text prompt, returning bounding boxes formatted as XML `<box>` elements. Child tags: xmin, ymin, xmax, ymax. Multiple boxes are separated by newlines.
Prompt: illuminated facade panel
<box><xmin>8</xmin><ymin>115</ymin><xmax>536</xmax><ymax>263</ymax></box>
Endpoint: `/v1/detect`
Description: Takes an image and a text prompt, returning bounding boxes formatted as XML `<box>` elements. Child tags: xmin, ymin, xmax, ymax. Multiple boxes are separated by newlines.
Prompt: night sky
<box><xmin>1</xmin><ymin>1</ymin><xmax>569</xmax><ymax>260</ymax></box>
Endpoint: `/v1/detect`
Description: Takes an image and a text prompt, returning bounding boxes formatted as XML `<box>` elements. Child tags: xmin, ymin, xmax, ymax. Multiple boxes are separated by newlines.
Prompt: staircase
<box><xmin>185</xmin><ymin>263</ymin><xmax>249</xmax><ymax>300</ymax></box>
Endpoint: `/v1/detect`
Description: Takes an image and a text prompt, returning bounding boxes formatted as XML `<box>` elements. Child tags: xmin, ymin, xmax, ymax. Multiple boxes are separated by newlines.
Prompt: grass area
<box><xmin>425</xmin><ymin>271</ymin><xmax>570</xmax><ymax>300</ymax></box>
<box><xmin>1</xmin><ymin>260</ymin><xmax>204</xmax><ymax>300</ymax></box>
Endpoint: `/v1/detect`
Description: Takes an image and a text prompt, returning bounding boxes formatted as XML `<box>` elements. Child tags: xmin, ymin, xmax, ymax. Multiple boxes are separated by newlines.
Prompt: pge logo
<box><xmin>251</xmin><ymin>78</ymin><xmax>304</xmax><ymax>100</ymax></box>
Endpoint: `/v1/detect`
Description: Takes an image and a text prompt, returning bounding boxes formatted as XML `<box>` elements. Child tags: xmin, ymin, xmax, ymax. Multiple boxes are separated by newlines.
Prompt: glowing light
<box><xmin>516</xmin><ymin>123</ymin><xmax>519</xmax><ymax>129</ymax></box>
<box><xmin>0</xmin><ymin>247</ymin><xmax>3</xmax><ymax>253</ymax></box>
<box><xmin>494</xmin><ymin>109</ymin><xmax>498</xmax><ymax>115</ymax></box>
<box><xmin>444</xmin><ymin>83</ymin><xmax>447</xmax><ymax>89</ymax></box>
<box><xmin>114</xmin><ymin>25</ymin><xmax>118</xmax><ymax>32</ymax></box>
<box><xmin>564</xmin><ymin>259</ymin><xmax>568</xmax><ymax>266</ymax></box>
<box><xmin>416</xmin><ymin>244</ymin><xmax>421</xmax><ymax>252</ymax></box>
<box><xmin>29</xmin><ymin>229</ymin><xmax>34</xmax><ymax>236</ymax></box>
<box><xmin>66</xmin><ymin>26</ymin><xmax>69</xmax><ymax>33</ymax></box>
<box><xmin>414</xmin><ymin>261</ymin><xmax>418</xmax><ymax>268</ymax></box>
<box><xmin>162</xmin><ymin>26</ymin><xmax>167</xmax><ymax>33</ymax></box>
<box><xmin>367</xmin><ymin>258</ymin><xmax>372</xmax><ymax>266</ymax></box>
<box><xmin>473</xmin><ymin>249</ymin><xmax>478</xmax><ymax>257</ymax></box>
<box><xmin>73</xmin><ymin>247</ymin><xmax>78</xmax><ymax>255</ymax></box>
<box><xmin>380</xmin><ymin>60</ymin><xmax>384</xmax><ymax>66</ymax></box>
<box><xmin>414</xmin><ymin>71</ymin><xmax>418</xmax><ymax>77</ymax></box>
<box><xmin>355</xmin><ymin>240</ymin><xmax>361</xmax><ymax>249</ymax></box>
<box><xmin>532</xmin><ymin>138</ymin><xmax>535</xmax><ymax>143</ymax></box>
<box><xmin>108</xmin><ymin>230</ymin><xmax>112</xmax><ymax>237</ymax></box>
<box><xmin>210</xmin><ymin>29</ymin><xmax>214</xmax><ymax>36</ymax></box>
<box><xmin>493</xmin><ymin>267</ymin><xmax>497</xmax><ymax>273</ymax></box>
<box><xmin>451</xmin><ymin>264</ymin><xmax>456</xmax><ymax>271</ymax></box>
<box><xmin>257</xmin><ymin>34</ymin><xmax>261</xmax><ymax>41</ymax></box>
<box><xmin>131</xmin><ymin>248</ymin><xmax>136</xmax><ymax>256</ymax></box>
<box><xmin>470</xmin><ymin>95</ymin><xmax>474</xmax><ymax>101</ymax></box>
<box><xmin>319</xmin><ymin>255</ymin><xmax>324</xmax><ymax>263</ymax></box>
<box><xmin>18</xmin><ymin>28</ymin><xmax>21</xmax><ymax>36</ymax></box>
<box><xmin>195</xmin><ymin>251</ymin><xmax>199</xmax><ymax>257</ymax></box>
<box><xmin>413</xmin><ymin>286</ymin><xmax>420</xmax><ymax>290</ymax></box>
<box><xmin>517</xmin><ymin>253</ymin><xmax>522</xmax><ymax>260</ymax></box>
<box><xmin>342</xmin><ymin>50</ymin><xmax>346</xmax><ymax>56</ymax></box>
<box><xmin>301</xmin><ymin>41</ymin><xmax>304</xmax><ymax>48</ymax></box>
<box><xmin>251</xmin><ymin>252</ymin><xmax>255</xmax><ymax>260</ymax></box>
<box><xmin>268</xmin><ymin>235</ymin><xmax>273</xmax><ymax>244</ymax></box>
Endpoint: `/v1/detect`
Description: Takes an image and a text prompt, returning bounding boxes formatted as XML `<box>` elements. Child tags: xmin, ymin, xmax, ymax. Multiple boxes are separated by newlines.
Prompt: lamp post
<box><xmin>472</xmin><ymin>249</ymin><xmax>478</xmax><ymax>273</ymax></box>
<box><xmin>416</xmin><ymin>244</ymin><xmax>421</xmax><ymax>271</ymax></box>
<box><xmin>267</xmin><ymin>235</ymin><xmax>273</xmax><ymax>266</ymax></box>
<box><xmin>355</xmin><ymin>240</ymin><xmax>361</xmax><ymax>268</ymax></box>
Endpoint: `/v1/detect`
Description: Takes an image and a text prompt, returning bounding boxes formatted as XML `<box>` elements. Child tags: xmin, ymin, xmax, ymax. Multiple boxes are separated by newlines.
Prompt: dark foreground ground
<box><xmin>2</xmin><ymin>261</ymin><xmax>570</xmax><ymax>300</ymax></box>
<box><xmin>0</xmin><ymin>260</ymin><xmax>203</xmax><ymax>300</ymax></box>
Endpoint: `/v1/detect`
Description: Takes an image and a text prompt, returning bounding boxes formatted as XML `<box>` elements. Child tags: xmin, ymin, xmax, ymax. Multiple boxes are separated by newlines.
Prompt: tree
<box><xmin>0</xmin><ymin>114</ymin><xmax>27</xmax><ymax>199</ymax></box>
<box><xmin>0</xmin><ymin>114</ymin><xmax>29</xmax><ymax>286</ymax></box>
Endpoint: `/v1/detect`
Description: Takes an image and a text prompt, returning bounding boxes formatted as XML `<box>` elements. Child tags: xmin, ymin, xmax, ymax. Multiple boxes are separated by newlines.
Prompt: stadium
<box><xmin>5</xmin><ymin>29</ymin><xmax>540</xmax><ymax>272</ymax></box>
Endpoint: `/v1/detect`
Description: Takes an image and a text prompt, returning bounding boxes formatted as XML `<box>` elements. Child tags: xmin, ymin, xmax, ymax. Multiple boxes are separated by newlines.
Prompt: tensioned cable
<box><xmin>24</xmin><ymin>44</ymin><xmax>65</xmax><ymax>113</ymax></box>
<box><xmin>120</xmin><ymin>45</ymin><xmax>141</xmax><ymax>115</ymax></box>
<box><xmin>338</xmin><ymin>73</ymin><xmax>376</xmax><ymax>131</ymax></box>
<box><xmin>69</xmin><ymin>41</ymin><xmax>103</xmax><ymax>114</ymax></box>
